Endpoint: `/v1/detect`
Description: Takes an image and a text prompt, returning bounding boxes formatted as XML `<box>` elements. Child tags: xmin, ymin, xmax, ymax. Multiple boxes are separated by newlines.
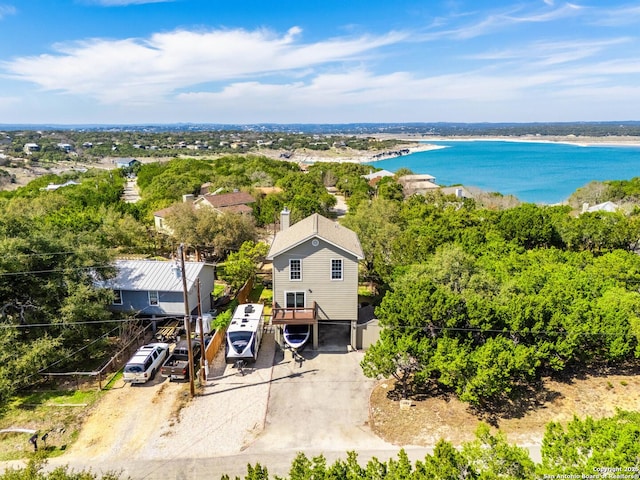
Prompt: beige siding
<box><xmin>272</xmin><ymin>238</ymin><xmax>359</xmax><ymax>322</ymax></box>
<box><xmin>356</xmin><ymin>319</ymin><xmax>382</xmax><ymax>350</ymax></box>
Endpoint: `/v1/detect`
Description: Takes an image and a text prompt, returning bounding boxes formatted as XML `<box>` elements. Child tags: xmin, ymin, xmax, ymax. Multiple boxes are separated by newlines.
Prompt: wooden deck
<box><xmin>270</xmin><ymin>302</ymin><xmax>317</xmax><ymax>325</ymax></box>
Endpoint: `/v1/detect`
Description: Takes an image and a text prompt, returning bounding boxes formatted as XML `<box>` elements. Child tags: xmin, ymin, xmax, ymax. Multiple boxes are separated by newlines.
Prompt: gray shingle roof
<box><xmin>101</xmin><ymin>260</ymin><xmax>213</xmax><ymax>292</ymax></box>
<box><xmin>266</xmin><ymin>213</ymin><xmax>364</xmax><ymax>260</ymax></box>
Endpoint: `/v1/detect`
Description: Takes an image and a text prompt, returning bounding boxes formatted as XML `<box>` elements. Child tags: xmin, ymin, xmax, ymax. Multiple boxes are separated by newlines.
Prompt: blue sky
<box><xmin>0</xmin><ymin>0</ymin><xmax>639</xmax><ymax>124</ymax></box>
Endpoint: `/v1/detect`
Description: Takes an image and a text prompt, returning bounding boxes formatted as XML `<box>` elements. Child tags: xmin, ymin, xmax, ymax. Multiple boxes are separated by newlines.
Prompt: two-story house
<box><xmin>266</xmin><ymin>209</ymin><xmax>364</xmax><ymax>350</ymax></box>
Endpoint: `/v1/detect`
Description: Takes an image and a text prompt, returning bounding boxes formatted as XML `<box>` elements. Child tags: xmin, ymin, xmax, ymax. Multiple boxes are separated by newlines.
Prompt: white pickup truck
<box><xmin>123</xmin><ymin>343</ymin><xmax>170</xmax><ymax>384</ymax></box>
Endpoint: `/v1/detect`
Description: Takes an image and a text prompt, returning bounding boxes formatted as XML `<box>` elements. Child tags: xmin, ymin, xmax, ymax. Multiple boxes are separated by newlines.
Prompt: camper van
<box><xmin>225</xmin><ymin>303</ymin><xmax>264</xmax><ymax>364</ymax></box>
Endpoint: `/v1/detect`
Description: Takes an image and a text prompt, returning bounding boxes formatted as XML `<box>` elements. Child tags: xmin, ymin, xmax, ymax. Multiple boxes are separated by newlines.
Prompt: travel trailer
<box><xmin>225</xmin><ymin>303</ymin><xmax>265</xmax><ymax>364</ymax></box>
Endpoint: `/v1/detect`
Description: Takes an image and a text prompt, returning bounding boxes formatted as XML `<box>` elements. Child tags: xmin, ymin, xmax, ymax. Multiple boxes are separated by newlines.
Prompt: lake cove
<box><xmin>366</xmin><ymin>140</ymin><xmax>640</xmax><ymax>204</ymax></box>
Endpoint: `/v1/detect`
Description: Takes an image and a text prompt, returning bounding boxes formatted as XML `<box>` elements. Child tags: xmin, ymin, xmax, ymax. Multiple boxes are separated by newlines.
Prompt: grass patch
<box><xmin>0</xmin><ymin>389</ymin><xmax>102</xmax><ymax>460</ymax></box>
<box><xmin>259</xmin><ymin>287</ymin><xmax>272</xmax><ymax>304</ymax></box>
<box><xmin>102</xmin><ymin>371</ymin><xmax>123</xmax><ymax>391</ymax></box>
<box><xmin>248</xmin><ymin>283</ymin><xmax>264</xmax><ymax>303</ymax></box>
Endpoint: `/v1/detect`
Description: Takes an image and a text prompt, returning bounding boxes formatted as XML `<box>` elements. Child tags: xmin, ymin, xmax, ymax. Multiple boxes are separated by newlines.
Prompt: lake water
<box><xmin>366</xmin><ymin>140</ymin><xmax>640</xmax><ymax>204</ymax></box>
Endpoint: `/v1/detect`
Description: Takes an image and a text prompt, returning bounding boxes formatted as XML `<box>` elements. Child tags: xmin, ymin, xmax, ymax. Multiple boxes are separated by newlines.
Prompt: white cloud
<box><xmin>591</xmin><ymin>4</ymin><xmax>640</xmax><ymax>26</ymax></box>
<box><xmin>469</xmin><ymin>37</ymin><xmax>631</xmax><ymax>66</ymax></box>
<box><xmin>2</xmin><ymin>27</ymin><xmax>406</xmax><ymax>104</ymax></box>
<box><xmin>433</xmin><ymin>3</ymin><xmax>583</xmax><ymax>40</ymax></box>
<box><xmin>0</xmin><ymin>4</ymin><xmax>16</xmax><ymax>19</ymax></box>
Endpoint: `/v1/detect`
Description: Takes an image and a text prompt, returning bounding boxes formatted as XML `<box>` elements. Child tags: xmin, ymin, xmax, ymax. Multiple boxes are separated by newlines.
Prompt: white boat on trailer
<box><xmin>283</xmin><ymin>324</ymin><xmax>310</xmax><ymax>350</ymax></box>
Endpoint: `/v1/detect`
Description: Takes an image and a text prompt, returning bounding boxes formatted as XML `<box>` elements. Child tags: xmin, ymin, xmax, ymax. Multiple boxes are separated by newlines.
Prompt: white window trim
<box><xmin>284</xmin><ymin>290</ymin><xmax>306</xmax><ymax>308</ymax></box>
<box><xmin>113</xmin><ymin>289</ymin><xmax>123</xmax><ymax>305</ymax></box>
<box><xmin>289</xmin><ymin>258</ymin><xmax>302</xmax><ymax>281</ymax></box>
<box><xmin>148</xmin><ymin>291</ymin><xmax>159</xmax><ymax>306</ymax></box>
<box><xmin>330</xmin><ymin>258</ymin><xmax>343</xmax><ymax>281</ymax></box>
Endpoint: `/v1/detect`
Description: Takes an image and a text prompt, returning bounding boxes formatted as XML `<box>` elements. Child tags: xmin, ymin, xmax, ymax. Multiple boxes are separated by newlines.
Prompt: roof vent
<box><xmin>171</xmin><ymin>263</ymin><xmax>181</xmax><ymax>278</ymax></box>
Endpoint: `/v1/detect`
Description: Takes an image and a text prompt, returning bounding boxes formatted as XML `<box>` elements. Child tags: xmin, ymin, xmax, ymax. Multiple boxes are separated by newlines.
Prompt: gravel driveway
<box><xmin>39</xmin><ymin>331</ymin><xmax>417</xmax><ymax>479</ymax></box>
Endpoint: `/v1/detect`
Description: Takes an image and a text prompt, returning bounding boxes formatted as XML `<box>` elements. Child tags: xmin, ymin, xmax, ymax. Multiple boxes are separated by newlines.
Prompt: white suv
<box><xmin>123</xmin><ymin>343</ymin><xmax>170</xmax><ymax>384</ymax></box>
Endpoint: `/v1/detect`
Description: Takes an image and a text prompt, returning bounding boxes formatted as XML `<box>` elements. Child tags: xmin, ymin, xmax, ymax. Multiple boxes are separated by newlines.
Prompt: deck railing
<box><xmin>271</xmin><ymin>301</ymin><xmax>317</xmax><ymax>325</ymax></box>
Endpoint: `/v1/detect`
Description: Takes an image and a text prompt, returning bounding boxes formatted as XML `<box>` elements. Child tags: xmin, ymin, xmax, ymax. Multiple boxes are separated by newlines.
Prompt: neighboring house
<box><xmin>114</xmin><ymin>157</ymin><xmax>139</xmax><ymax>168</ymax></box>
<box><xmin>398</xmin><ymin>173</ymin><xmax>439</xmax><ymax>196</ymax></box>
<box><xmin>193</xmin><ymin>191</ymin><xmax>255</xmax><ymax>215</ymax></box>
<box><xmin>581</xmin><ymin>201</ymin><xmax>619</xmax><ymax>214</ymax></box>
<box><xmin>40</xmin><ymin>180</ymin><xmax>80</xmax><ymax>191</ymax></box>
<box><xmin>266</xmin><ymin>209</ymin><xmax>364</xmax><ymax>350</ymax></box>
<box><xmin>440</xmin><ymin>186</ymin><xmax>474</xmax><ymax>199</ymax></box>
<box><xmin>57</xmin><ymin>143</ymin><xmax>73</xmax><ymax>153</ymax></box>
<box><xmin>362</xmin><ymin>169</ymin><xmax>395</xmax><ymax>182</ymax></box>
<box><xmin>153</xmin><ymin>191</ymin><xmax>255</xmax><ymax>234</ymax></box>
<box><xmin>98</xmin><ymin>259</ymin><xmax>215</xmax><ymax>318</ymax></box>
<box><xmin>23</xmin><ymin>143</ymin><xmax>40</xmax><ymax>154</ymax></box>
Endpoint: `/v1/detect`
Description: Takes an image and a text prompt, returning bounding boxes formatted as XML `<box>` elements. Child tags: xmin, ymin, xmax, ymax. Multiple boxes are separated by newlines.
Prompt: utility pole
<box><xmin>179</xmin><ymin>244</ymin><xmax>196</xmax><ymax>398</ymax></box>
<box><xmin>196</xmin><ymin>278</ymin><xmax>206</xmax><ymax>385</ymax></box>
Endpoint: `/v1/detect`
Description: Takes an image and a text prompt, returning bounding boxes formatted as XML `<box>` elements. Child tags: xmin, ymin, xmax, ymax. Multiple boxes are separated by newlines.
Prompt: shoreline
<box><xmin>267</xmin><ymin>142</ymin><xmax>446</xmax><ymax>165</ymax></box>
<box><xmin>387</xmin><ymin>134</ymin><xmax>640</xmax><ymax>148</ymax></box>
<box><xmin>262</xmin><ymin>135</ymin><xmax>640</xmax><ymax>166</ymax></box>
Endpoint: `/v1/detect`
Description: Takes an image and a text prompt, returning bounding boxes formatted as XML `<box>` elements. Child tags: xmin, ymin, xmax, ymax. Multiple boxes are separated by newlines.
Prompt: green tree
<box><xmin>462</xmin><ymin>423</ymin><xmax>536</xmax><ymax>479</ymax></box>
<box><xmin>341</xmin><ymin>198</ymin><xmax>401</xmax><ymax>286</ymax></box>
<box><xmin>219</xmin><ymin>241</ymin><xmax>269</xmax><ymax>291</ymax></box>
<box><xmin>416</xmin><ymin>440</ymin><xmax>477</xmax><ymax>479</ymax></box>
<box><xmin>540</xmin><ymin>410</ymin><xmax>640</xmax><ymax>475</ymax></box>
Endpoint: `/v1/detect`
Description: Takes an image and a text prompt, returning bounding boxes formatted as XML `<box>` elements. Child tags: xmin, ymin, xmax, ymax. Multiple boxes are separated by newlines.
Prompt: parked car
<box><xmin>123</xmin><ymin>343</ymin><xmax>170</xmax><ymax>384</ymax></box>
<box><xmin>160</xmin><ymin>339</ymin><xmax>202</xmax><ymax>381</ymax></box>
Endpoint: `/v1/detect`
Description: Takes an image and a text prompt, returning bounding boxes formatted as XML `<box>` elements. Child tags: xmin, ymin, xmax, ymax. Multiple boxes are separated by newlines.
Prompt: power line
<box><xmin>3</xmin><ymin>250</ymin><xmax>85</xmax><ymax>258</ymax></box>
<box><xmin>36</xmin><ymin>325</ymin><xmax>121</xmax><ymax>376</ymax></box>
<box><xmin>0</xmin><ymin>264</ymin><xmax>113</xmax><ymax>277</ymax></box>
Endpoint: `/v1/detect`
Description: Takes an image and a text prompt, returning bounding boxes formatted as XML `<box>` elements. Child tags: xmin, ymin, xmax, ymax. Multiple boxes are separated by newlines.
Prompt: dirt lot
<box><xmin>369</xmin><ymin>369</ymin><xmax>640</xmax><ymax>448</ymax></box>
<box><xmin>62</xmin><ymin>374</ymin><xmax>189</xmax><ymax>462</ymax></box>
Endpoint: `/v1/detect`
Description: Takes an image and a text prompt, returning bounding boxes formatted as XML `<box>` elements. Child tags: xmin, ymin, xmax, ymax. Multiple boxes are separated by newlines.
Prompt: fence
<box><xmin>235</xmin><ymin>276</ymin><xmax>254</xmax><ymax>305</ymax></box>
<box><xmin>42</xmin><ymin>323</ymin><xmax>153</xmax><ymax>391</ymax></box>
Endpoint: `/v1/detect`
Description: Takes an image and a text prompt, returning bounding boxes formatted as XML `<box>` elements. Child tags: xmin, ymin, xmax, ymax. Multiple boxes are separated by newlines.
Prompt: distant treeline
<box><xmin>2</xmin><ymin>121</ymin><xmax>640</xmax><ymax>136</ymax></box>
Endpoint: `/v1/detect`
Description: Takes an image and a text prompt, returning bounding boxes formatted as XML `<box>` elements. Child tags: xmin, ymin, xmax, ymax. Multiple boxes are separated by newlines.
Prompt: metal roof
<box><xmin>266</xmin><ymin>213</ymin><xmax>364</xmax><ymax>260</ymax></box>
<box><xmin>101</xmin><ymin>259</ymin><xmax>213</xmax><ymax>292</ymax></box>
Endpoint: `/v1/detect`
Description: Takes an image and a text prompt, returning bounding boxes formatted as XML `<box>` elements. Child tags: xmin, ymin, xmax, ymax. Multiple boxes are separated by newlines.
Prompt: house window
<box><xmin>113</xmin><ymin>289</ymin><xmax>122</xmax><ymax>305</ymax></box>
<box><xmin>148</xmin><ymin>291</ymin><xmax>159</xmax><ymax>306</ymax></box>
<box><xmin>285</xmin><ymin>291</ymin><xmax>305</xmax><ymax>308</ymax></box>
<box><xmin>289</xmin><ymin>259</ymin><xmax>302</xmax><ymax>281</ymax></box>
<box><xmin>331</xmin><ymin>259</ymin><xmax>343</xmax><ymax>280</ymax></box>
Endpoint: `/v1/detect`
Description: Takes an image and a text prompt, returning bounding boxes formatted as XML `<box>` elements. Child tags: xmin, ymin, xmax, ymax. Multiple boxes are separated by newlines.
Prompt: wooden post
<box><xmin>196</xmin><ymin>278</ymin><xmax>206</xmax><ymax>385</ymax></box>
<box><xmin>179</xmin><ymin>244</ymin><xmax>195</xmax><ymax>398</ymax></box>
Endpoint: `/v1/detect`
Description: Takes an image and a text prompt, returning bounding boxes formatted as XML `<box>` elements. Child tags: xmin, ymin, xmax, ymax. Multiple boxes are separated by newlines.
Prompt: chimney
<box><xmin>183</xmin><ymin>194</ymin><xmax>195</xmax><ymax>203</ymax></box>
<box><xmin>280</xmin><ymin>206</ymin><xmax>290</xmax><ymax>231</ymax></box>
